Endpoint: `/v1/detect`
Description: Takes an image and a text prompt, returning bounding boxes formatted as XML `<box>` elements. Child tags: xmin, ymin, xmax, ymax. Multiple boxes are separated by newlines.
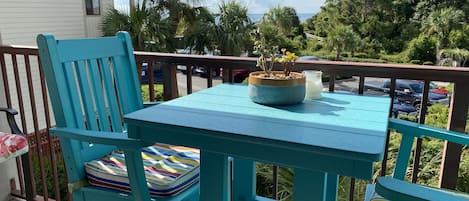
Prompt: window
<box><xmin>85</xmin><ymin>0</ymin><xmax>100</xmax><ymax>15</ymax></box>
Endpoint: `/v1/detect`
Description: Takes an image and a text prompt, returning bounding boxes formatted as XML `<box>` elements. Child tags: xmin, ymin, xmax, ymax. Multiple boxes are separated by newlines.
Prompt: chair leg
<box><xmin>21</xmin><ymin>153</ymin><xmax>35</xmax><ymax>201</ymax></box>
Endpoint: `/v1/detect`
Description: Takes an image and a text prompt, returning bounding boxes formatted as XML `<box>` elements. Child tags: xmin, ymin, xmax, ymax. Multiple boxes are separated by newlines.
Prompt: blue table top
<box><xmin>125</xmin><ymin>84</ymin><xmax>391</xmax><ymax>162</ymax></box>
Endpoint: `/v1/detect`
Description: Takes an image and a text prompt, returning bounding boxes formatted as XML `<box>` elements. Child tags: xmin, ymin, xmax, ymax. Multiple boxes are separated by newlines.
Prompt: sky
<box><xmin>114</xmin><ymin>0</ymin><xmax>326</xmax><ymax>14</ymax></box>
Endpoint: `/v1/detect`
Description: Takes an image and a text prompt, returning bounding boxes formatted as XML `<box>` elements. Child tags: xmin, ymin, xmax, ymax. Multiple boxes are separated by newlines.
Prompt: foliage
<box><xmin>304</xmin><ymin>0</ymin><xmax>468</xmax><ymax>59</ymax></box>
<box><xmin>421</xmin><ymin>7</ymin><xmax>465</xmax><ymax>50</ymax></box>
<box><xmin>423</xmin><ymin>61</ymin><xmax>434</xmax><ymax>65</ymax></box>
<box><xmin>102</xmin><ymin>0</ymin><xmax>205</xmax><ymax>52</ymax></box>
<box><xmin>406</xmin><ymin>34</ymin><xmax>437</xmax><ymax>63</ymax></box>
<box><xmin>32</xmin><ymin>155</ymin><xmax>68</xmax><ymax>201</ymax></box>
<box><xmin>102</xmin><ymin>2</ymin><xmax>171</xmax><ymax>51</ymax></box>
<box><xmin>141</xmin><ymin>84</ymin><xmax>164</xmax><ymax>101</ymax></box>
<box><xmin>258</xmin><ymin>6</ymin><xmax>306</xmax><ymax>53</ymax></box>
<box><xmin>182</xmin><ymin>7</ymin><xmax>216</xmax><ymax>54</ymax></box>
<box><xmin>274</xmin><ymin>49</ymin><xmax>299</xmax><ymax>76</ymax></box>
<box><xmin>256</xmin><ymin>163</ymin><xmax>293</xmax><ymax>201</ymax></box>
<box><xmin>449</xmin><ymin>25</ymin><xmax>469</xmax><ymax>49</ymax></box>
<box><xmin>439</xmin><ymin>48</ymin><xmax>469</xmax><ymax>67</ymax></box>
<box><xmin>261</xmin><ymin>7</ymin><xmax>305</xmax><ymax>39</ymax></box>
<box><xmin>252</xmin><ymin>30</ymin><xmax>298</xmax><ymax>77</ymax></box>
<box><xmin>379</xmin><ymin>53</ymin><xmax>407</xmax><ymax>63</ymax></box>
<box><xmin>324</xmin><ymin>25</ymin><xmax>361</xmax><ymax>60</ymax></box>
<box><xmin>214</xmin><ymin>0</ymin><xmax>253</xmax><ymax>56</ymax></box>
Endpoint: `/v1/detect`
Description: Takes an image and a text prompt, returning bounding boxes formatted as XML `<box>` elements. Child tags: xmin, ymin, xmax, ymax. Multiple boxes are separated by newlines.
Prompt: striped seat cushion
<box><xmin>0</xmin><ymin>132</ymin><xmax>29</xmax><ymax>163</ymax></box>
<box><xmin>85</xmin><ymin>143</ymin><xmax>200</xmax><ymax>197</ymax></box>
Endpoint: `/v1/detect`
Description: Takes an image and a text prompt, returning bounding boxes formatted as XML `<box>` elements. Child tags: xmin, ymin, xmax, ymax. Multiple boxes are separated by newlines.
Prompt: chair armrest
<box><xmin>389</xmin><ymin>118</ymin><xmax>469</xmax><ymax>146</ymax></box>
<box><xmin>0</xmin><ymin>107</ymin><xmax>24</xmax><ymax>135</ymax></box>
<box><xmin>376</xmin><ymin>176</ymin><xmax>469</xmax><ymax>201</ymax></box>
<box><xmin>50</xmin><ymin>128</ymin><xmax>152</xmax><ymax>149</ymax></box>
<box><xmin>143</xmin><ymin>101</ymin><xmax>161</xmax><ymax>108</ymax></box>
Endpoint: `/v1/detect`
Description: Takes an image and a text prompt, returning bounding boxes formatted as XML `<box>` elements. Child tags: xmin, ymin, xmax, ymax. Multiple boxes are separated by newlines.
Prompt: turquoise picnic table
<box><xmin>124</xmin><ymin>84</ymin><xmax>391</xmax><ymax>201</ymax></box>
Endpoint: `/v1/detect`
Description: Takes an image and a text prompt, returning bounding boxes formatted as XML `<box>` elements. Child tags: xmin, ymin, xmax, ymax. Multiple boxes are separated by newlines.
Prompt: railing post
<box><xmin>439</xmin><ymin>81</ymin><xmax>469</xmax><ymax>189</ymax></box>
<box><xmin>162</xmin><ymin>62</ymin><xmax>179</xmax><ymax>101</ymax></box>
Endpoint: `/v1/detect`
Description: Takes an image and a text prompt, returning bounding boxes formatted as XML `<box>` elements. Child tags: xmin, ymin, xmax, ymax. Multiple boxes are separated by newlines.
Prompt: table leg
<box><xmin>326</xmin><ymin>173</ymin><xmax>338</xmax><ymax>201</ymax></box>
<box><xmin>200</xmin><ymin>150</ymin><xmax>230</xmax><ymax>201</ymax></box>
<box><xmin>293</xmin><ymin>169</ymin><xmax>338</xmax><ymax>201</ymax></box>
<box><xmin>232</xmin><ymin>158</ymin><xmax>256</xmax><ymax>201</ymax></box>
<box><xmin>123</xmin><ymin>148</ymin><xmax>151</xmax><ymax>201</ymax></box>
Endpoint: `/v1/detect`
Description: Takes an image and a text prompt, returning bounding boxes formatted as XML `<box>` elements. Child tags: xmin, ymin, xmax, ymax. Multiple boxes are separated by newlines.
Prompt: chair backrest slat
<box><xmin>63</xmin><ymin>62</ymin><xmax>87</xmax><ymax>130</ymax></box>
<box><xmin>76</xmin><ymin>60</ymin><xmax>99</xmax><ymax>131</ymax></box>
<box><xmin>88</xmin><ymin>59</ymin><xmax>112</xmax><ymax>131</ymax></box>
<box><xmin>99</xmin><ymin>57</ymin><xmax>124</xmax><ymax>132</ymax></box>
<box><xmin>37</xmin><ymin>32</ymin><xmax>143</xmax><ymax>182</ymax></box>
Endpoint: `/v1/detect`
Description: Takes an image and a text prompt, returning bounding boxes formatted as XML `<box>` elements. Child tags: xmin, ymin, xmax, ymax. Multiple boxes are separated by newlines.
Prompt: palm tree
<box><xmin>102</xmin><ymin>0</ymin><xmax>172</xmax><ymax>51</ymax></box>
<box><xmin>104</xmin><ymin>0</ymin><xmax>206</xmax><ymax>52</ymax></box>
<box><xmin>439</xmin><ymin>48</ymin><xmax>469</xmax><ymax>67</ymax></box>
<box><xmin>325</xmin><ymin>25</ymin><xmax>360</xmax><ymax>60</ymax></box>
<box><xmin>149</xmin><ymin>0</ymin><xmax>204</xmax><ymax>52</ymax></box>
<box><xmin>183</xmin><ymin>7</ymin><xmax>215</xmax><ymax>54</ymax></box>
<box><xmin>261</xmin><ymin>6</ymin><xmax>304</xmax><ymax>38</ymax></box>
<box><xmin>421</xmin><ymin>7</ymin><xmax>464</xmax><ymax>62</ymax></box>
<box><xmin>214</xmin><ymin>0</ymin><xmax>253</xmax><ymax>56</ymax></box>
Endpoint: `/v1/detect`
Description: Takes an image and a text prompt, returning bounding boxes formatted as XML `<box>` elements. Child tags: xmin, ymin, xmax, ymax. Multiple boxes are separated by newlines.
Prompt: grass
<box><xmin>141</xmin><ymin>84</ymin><xmax>164</xmax><ymax>101</ymax></box>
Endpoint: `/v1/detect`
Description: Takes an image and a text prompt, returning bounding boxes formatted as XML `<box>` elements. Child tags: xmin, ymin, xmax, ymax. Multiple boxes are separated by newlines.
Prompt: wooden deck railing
<box><xmin>1</xmin><ymin>45</ymin><xmax>468</xmax><ymax>200</ymax></box>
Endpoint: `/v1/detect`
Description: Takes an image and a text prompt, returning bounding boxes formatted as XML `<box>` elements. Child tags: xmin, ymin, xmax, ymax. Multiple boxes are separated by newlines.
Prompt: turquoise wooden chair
<box><xmin>365</xmin><ymin>118</ymin><xmax>469</xmax><ymax>201</ymax></box>
<box><xmin>36</xmin><ymin>32</ymin><xmax>199</xmax><ymax>201</ymax></box>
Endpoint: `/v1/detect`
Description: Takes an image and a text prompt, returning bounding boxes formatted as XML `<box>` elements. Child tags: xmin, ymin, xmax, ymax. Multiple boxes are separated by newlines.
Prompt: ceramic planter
<box><xmin>248</xmin><ymin>71</ymin><xmax>306</xmax><ymax>105</ymax></box>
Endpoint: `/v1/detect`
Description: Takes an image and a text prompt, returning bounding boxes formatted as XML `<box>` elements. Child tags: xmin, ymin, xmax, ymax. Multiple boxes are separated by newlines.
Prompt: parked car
<box><xmin>199</xmin><ymin>68</ymin><xmax>250</xmax><ymax>83</ymax></box>
<box><xmin>383</xmin><ymin>80</ymin><xmax>449</xmax><ymax>108</ymax></box>
<box><xmin>392</xmin><ymin>99</ymin><xmax>418</xmax><ymax>117</ymax></box>
<box><xmin>298</xmin><ymin>55</ymin><xmax>327</xmax><ymax>61</ymax></box>
<box><xmin>430</xmin><ymin>82</ymin><xmax>449</xmax><ymax>96</ymax></box>
<box><xmin>140</xmin><ymin>63</ymin><xmax>163</xmax><ymax>84</ymax></box>
<box><xmin>177</xmin><ymin>65</ymin><xmax>204</xmax><ymax>75</ymax></box>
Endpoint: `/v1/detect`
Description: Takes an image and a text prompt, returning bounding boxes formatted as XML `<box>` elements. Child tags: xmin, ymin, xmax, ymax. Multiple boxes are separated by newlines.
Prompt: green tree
<box><xmin>182</xmin><ymin>7</ymin><xmax>215</xmax><ymax>54</ymax></box>
<box><xmin>406</xmin><ymin>34</ymin><xmax>437</xmax><ymax>64</ymax></box>
<box><xmin>449</xmin><ymin>25</ymin><xmax>469</xmax><ymax>49</ymax></box>
<box><xmin>421</xmin><ymin>7</ymin><xmax>465</xmax><ymax>63</ymax></box>
<box><xmin>103</xmin><ymin>0</ymin><xmax>206</xmax><ymax>52</ymax></box>
<box><xmin>261</xmin><ymin>6</ymin><xmax>305</xmax><ymax>38</ymax></box>
<box><xmin>214</xmin><ymin>0</ymin><xmax>253</xmax><ymax>56</ymax></box>
<box><xmin>439</xmin><ymin>48</ymin><xmax>469</xmax><ymax>67</ymax></box>
<box><xmin>258</xmin><ymin>6</ymin><xmax>307</xmax><ymax>53</ymax></box>
<box><xmin>102</xmin><ymin>1</ymin><xmax>172</xmax><ymax>51</ymax></box>
<box><xmin>149</xmin><ymin>0</ymin><xmax>206</xmax><ymax>52</ymax></box>
<box><xmin>325</xmin><ymin>25</ymin><xmax>360</xmax><ymax>60</ymax></box>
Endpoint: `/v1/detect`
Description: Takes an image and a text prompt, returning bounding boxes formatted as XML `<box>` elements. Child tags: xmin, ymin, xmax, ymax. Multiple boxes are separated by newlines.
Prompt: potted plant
<box><xmin>248</xmin><ymin>30</ymin><xmax>306</xmax><ymax>105</ymax></box>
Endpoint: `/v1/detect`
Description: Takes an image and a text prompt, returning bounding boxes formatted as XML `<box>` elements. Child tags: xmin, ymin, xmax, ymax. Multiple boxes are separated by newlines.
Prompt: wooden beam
<box><xmin>162</xmin><ymin>63</ymin><xmax>178</xmax><ymax>101</ymax></box>
<box><xmin>439</xmin><ymin>81</ymin><xmax>469</xmax><ymax>189</ymax></box>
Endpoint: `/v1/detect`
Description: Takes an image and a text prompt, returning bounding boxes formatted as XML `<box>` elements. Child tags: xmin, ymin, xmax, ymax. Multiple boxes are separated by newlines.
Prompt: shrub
<box><xmin>32</xmin><ymin>155</ymin><xmax>68</xmax><ymax>201</ymax></box>
<box><xmin>354</xmin><ymin>52</ymin><xmax>369</xmax><ymax>58</ymax></box>
<box><xmin>379</xmin><ymin>53</ymin><xmax>407</xmax><ymax>63</ymax></box>
<box><xmin>409</xmin><ymin>60</ymin><xmax>422</xmax><ymax>64</ymax></box>
<box><xmin>344</xmin><ymin>57</ymin><xmax>387</xmax><ymax>63</ymax></box>
<box><xmin>406</xmin><ymin>34</ymin><xmax>437</xmax><ymax>63</ymax></box>
<box><xmin>141</xmin><ymin>84</ymin><xmax>164</xmax><ymax>101</ymax></box>
<box><xmin>422</xmin><ymin>61</ymin><xmax>434</xmax><ymax>65</ymax></box>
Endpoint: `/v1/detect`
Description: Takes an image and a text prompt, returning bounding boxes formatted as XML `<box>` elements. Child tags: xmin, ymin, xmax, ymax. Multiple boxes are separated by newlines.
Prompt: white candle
<box><xmin>303</xmin><ymin>70</ymin><xmax>323</xmax><ymax>99</ymax></box>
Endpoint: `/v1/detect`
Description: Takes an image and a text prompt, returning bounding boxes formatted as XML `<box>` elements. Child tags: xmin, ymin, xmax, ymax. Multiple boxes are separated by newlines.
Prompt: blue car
<box><xmin>140</xmin><ymin>63</ymin><xmax>163</xmax><ymax>84</ymax></box>
<box><xmin>392</xmin><ymin>99</ymin><xmax>417</xmax><ymax>117</ymax></box>
<box><xmin>298</xmin><ymin>55</ymin><xmax>327</xmax><ymax>61</ymax></box>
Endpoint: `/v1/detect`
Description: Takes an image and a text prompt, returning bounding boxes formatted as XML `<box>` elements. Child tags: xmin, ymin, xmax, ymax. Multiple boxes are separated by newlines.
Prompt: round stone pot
<box><xmin>248</xmin><ymin>71</ymin><xmax>306</xmax><ymax>105</ymax></box>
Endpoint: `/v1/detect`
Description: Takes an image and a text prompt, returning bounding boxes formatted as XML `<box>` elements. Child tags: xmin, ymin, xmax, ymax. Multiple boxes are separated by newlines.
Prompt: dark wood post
<box><xmin>162</xmin><ymin>63</ymin><xmax>179</xmax><ymax>101</ymax></box>
<box><xmin>439</xmin><ymin>81</ymin><xmax>469</xmax><ymax>189</ymax></box>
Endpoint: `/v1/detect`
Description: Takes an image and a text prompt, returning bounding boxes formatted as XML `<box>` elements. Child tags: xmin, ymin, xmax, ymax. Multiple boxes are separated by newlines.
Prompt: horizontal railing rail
<box><xmin>1</xmin><ymin>45</ymin><xmax>468</xmax><ymax>200</ymax></box>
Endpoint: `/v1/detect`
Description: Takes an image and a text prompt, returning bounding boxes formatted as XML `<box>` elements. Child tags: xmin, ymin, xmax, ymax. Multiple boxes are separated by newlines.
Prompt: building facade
<box><xmin>0</xmin><ymin>0</ymin><xmax>113</xmax><ymax>200</ymax></box>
